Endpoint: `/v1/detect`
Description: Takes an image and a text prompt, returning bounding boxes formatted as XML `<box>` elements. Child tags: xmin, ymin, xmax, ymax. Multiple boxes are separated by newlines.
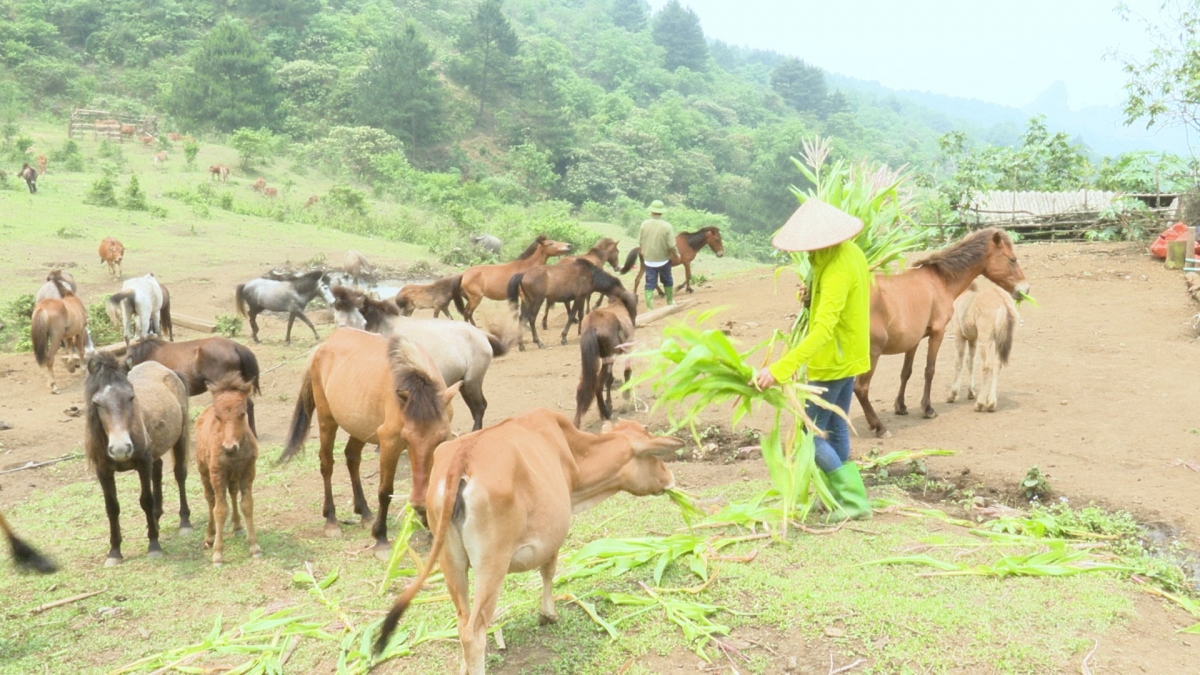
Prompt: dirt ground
<box><xmin>2</xmin><ymin>240</ymin><xmax>1199</xmax><ymax>672</ymax></box>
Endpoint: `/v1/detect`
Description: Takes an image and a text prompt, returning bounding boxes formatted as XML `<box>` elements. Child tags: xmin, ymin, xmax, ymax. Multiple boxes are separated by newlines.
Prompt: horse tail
<box><xmin>235</xmin><ymin>284</ymin><xmax>248</xmax><ymax>317</ymax></box>
<box><xmin>485</xmin><ymin>332</ymin><xmax>509</xmax><ymax>358</ymax></box>
<box><xmin>31</xmin><ymin>306</ymin><xmax>52</xmax><ymax>367</ymax></box>
<box><xmin>234</xmin><ymin>342</ymin><xmax>262</xmax><ymax>395</ymax></box>
<box><xmin>375</xmin><ymin>444</ymin><xmax>466</xmax><ymax>655</ymax></box>
<box><xmin>506</xmin><ymin>273</ymin><xmax>524</xmax><ymax>312</ymax></box>
<box><xmin>160</xmin><ymin>293</ymin><xmax>173</xmax><ymax>341</ymax></box>
<box><xmin>996</xmin><ymin>304</ymin><xmax>1016</xmax><ymax>367</ymax></box>
<box><xmin>576</xmin><ymin>326</ymin><xmax>602</xmax><ymax>427</ymax></box>
<box><xmin>0</xmin><ymin>511</ymin><xmax>56</xmax><ymax>574</ymax></box>
<box><xmin>280</xmin><ymin>370</ymin><xmax>314</xmax><ymax>463</ymax></box>
<box><xmin>620</xmin><ymin>247</ymin><xmax>641</xmax><ymax>274</ymax></box>
<box><xmin>106</xmin><ymin>291</ymin><xmax>131</xmax><ymax>328</ymax></box>
<box><xmin>449</xmin><ymin>274</ymin><xmax>466</xmax><ymax>318</ymax></box>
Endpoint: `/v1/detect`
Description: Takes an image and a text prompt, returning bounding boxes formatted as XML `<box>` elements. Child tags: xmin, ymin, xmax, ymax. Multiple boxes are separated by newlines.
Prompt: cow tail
<box><xmin>620</xmin><ymin>247</ymin><xmax>641</xmax><ymax>274</ymax></box>
<box><xmin>280</xmin><ymin>370</ymin><xmax>314</xmax><ymax>463</ymax></box>
<box><xmin>235</xmin><ymin>284</ymin><xmax>248</xmax><ymax>317</ymax></box>
<box><xmin>375</xmin><ymin>447</ymin><xmax>466</xmax><ymax>655</ymax></box>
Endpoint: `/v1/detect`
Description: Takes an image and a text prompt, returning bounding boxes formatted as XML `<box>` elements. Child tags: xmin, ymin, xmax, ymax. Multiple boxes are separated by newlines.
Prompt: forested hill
<box><xmin>2</xmin><ymin>0</ymin><xmax>983</xmax><ymax>237</ymax></box>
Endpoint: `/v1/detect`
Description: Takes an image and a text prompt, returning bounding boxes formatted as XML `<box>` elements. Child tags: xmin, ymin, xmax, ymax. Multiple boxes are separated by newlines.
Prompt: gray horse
<box><xmin>469</xmin><ymin>234</ymin><xmax>502</xmax><ymax>256</ymax></box>
<box><xmin>35</xmin><ymin>270</ymin><xmax>77</xmax><ymax>304</ymax></box>
<box><xmin>330</xmin><ymin>287</ymin><xmax>506</xmax><ymax>430</ymax></box>
<box><xmin>236</xmin><ymin>270</ymin><xmax>334</xmax><ymax>344</ymax></box>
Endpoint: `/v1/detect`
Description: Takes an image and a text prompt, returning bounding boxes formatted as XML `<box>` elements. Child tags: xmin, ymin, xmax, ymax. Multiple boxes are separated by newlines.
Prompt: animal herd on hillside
<box><xmin>5</xmin><ymin>222</ymin><xmax>1029</xmax><ymax>674</ymax></box>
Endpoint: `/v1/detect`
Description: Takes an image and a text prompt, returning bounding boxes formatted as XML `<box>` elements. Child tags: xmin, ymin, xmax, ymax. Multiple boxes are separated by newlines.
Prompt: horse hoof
<box><xmin>179</xmin><ymin>525</ymin><xmax>194</xmax><ymax>535</ymax></box>
<box><xmin>894</xmin><ymin>409</ymin><xmax>908</xmax><ymax>416</ymax></box>
<box><xmin>212</xmin><ymin>559</ymin><xmax>223</xmax><ymax>567</ymax></box>
<box><xmin>923</xmin><ymin>410</ymin><xmax>938</xmax><ymax>419</ymax></box>
<box><xmin>104</xmin><ymin>556</ymin><xmax>123</xmax><ymax>568</ymax></box>
<box><xmin>875</xmin><ymin>429</ymin><xmax>892</xmax><ymax>439</ymax></box>
<box><xmin>539</xmin><ymin>613</ymin><xmax>559</xmax><ymax>626</ymax></box>
<box><xmin>967</xmin><ymin>392</ymin><xmax>976</xmax><ymax>400</ymax></box>
<box><xmin>147</xmin><ymin>550</ymin><xmax>164</xmax><ymax>559</ymax></box>
<box><xmin>373</xmin><ymin>542</ymin><xmax>392</xmax><ymax>561</ymax></box>
<box><xmin>518</xmin><ymin>344</ymin><xmax>526</xmax><ymax>352</ymax></box>
<box><xmin>251</xmin><ymin>547</ymin><xmax>263</xmax><ymax>558</ymax></box>
<box><xmin>325</xmin><ymin>525</ymin><xmax>343</xmax><ymax>538</ymax></box>
<box><xmin>537</xmin><ymin>343</ymin><xmax>547</xmax><ymax>350</ymax></box>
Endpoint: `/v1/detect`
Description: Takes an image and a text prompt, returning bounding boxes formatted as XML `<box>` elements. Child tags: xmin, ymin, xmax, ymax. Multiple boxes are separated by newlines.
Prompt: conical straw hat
<box><xmin>772</xmin><ymin>199</ymin><xmax>864</xmax><ymax>252</ymax></box>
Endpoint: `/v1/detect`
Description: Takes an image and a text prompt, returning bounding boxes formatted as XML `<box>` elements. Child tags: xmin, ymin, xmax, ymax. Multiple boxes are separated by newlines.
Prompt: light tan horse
<box><xmin>947</xmin><ymin>280</ymin><xmax>1019</xmax><ymax>412</ymax></box>
<box><xmin>281</xmin><ymin>329</ymin><xmax>461</xmax><ymax>556</ymax></box>
<box><xmin>195</xmin><ymin>375</ymin><xmax>260</xmax><ymax>565</ymax></box>
<box><xmin>32</xmin><ymin>276</ymin><xmax>89</xmax><ymax>393</ymax></box>
<box><xmin>453</xmin><ymin>235</ymin><xmax>573</xmax><ymax>325</ymax></box>
<box><xmin>854</xmin><ymin>228</ymin><xmax>1029</xmax><ymax>437</ymax></box>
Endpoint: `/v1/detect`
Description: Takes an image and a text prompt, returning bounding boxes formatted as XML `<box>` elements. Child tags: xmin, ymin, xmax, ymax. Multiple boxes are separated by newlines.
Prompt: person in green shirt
<box><xmin>752</xmin><ymin>199</ymin><xmax>873</xmax><ymax>521</ymax></box>
<box><xmin>638</xmin><ymin>200</ymin><xmax>679</xmax><ymax>309</ymax></box>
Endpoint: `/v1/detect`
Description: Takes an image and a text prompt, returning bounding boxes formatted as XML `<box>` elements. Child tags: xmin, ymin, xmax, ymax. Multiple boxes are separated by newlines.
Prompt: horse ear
<box><xmin>442</xmin><ymin>381</ymin><xmax>462</xmax><ymax>406</ymax></box>
<box><xmin>87</xmin><ymin>357</ymin><xmax>101</xmax><ymax>374</ymax></box>
<box><xmin>122</xmin><ymin>356</ymin><xmax>134</xmax><ymax>372</ymax></box>
<box><xmin>992</xmin><ymin>230</ymin><xmax>1004</xmax><ymax>246</ymax></box>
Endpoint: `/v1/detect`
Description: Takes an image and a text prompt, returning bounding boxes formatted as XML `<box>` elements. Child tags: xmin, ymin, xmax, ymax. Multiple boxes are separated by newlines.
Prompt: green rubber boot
<box><xmin>665</xmin><ymin>285</ymin><xmax>675</xmax><ymax>306</ymax></box>
<box><xmin>644</xmin><ymin>290</ymin><xmax>654</xmax><ymax>310</ymax></box>
<box><xmin>824</xmin><ymin>462</ymin><xmax>872</xmax><ymax>522</ymax></box>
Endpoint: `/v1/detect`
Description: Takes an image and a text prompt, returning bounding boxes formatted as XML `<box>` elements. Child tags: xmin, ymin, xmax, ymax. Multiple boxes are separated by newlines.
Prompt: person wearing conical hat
<box><xmin>638</xmin><ymin>200</ymin><xmax>679</xmax><ymax>309</ymax></box>
<box><xmin>752</xmin><ymin>199</ymin><xmax>872</xmax><ymax>522</ymax></box>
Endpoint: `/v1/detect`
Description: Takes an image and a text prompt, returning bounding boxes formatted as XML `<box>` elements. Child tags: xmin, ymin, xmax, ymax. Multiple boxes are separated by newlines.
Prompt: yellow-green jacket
<box><xmin>768</xmin><ymin>241</ymin><xmax>872</xmax><ymax>383</ymax></box>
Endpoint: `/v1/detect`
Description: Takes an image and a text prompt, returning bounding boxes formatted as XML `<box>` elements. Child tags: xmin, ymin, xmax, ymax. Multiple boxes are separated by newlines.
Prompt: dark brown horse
<box><xmin>574</xmin><ymin>286</ymin><xmax>638</xmax><ymax>428</ymax></box>
<box><xmin>1</xmin><ymin>511</ymin><xmax>57</xmax><ymax>573</ymax></box>
<box><xmin>18</xmin><ymin>163</ymin><xmax>37</xmax><ymax>193</ymax></box>
<box><xmin>127</xmin><ymin>336</ymin><xmax>261</xmax><ymax>434</ymax></box>
<box><xmin>621</xmin><ymin>227</ymin><xmax>725</xmax><ymax>296</ymax></box>
<box><xmin>85</xmin><ymin>352</ymin><xmax>192</xmax><ymax>566</ymax></box>
<box><xmin>854</xmin><ymin>228</ymin><xmax>1030</xmax><ymax>437</ymax></box>
<box><xmin>507</xmin><ymin>259</ymin><xmax>628</xmax><ymax>350</ymax></box>
<box><xmin>541</xmin><ymin>237</ymin><xmax>622</xmax><ymax>330</ymax></box>
<box><xmin>452</xmin><ymin>235</ymin><xmax>573</xmax><ymax>325</ymax></box>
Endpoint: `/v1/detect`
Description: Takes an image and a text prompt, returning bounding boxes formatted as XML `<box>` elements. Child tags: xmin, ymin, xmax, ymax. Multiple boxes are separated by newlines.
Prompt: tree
<box><xmin>353</xmin><ymin>22</ymin><xmax>446</xmax><ymax>152</ymax></box>
<box><xmin>652</xmin><ymin>0</ymin><xmax>708</xmax><ymax>72</ymax></box>
<box><xmin>453</xmin><ymin>0</ymin><xmax>520</xmax><ymax>119</ymax></box>
<box><xmin>230</xmin><ymin>128</ymin><xmax>278</xmax><ymax>171</ymax></box>
<box><xmin>771</xmin><ymin>58</ymin><xmax>829</xmax><ymax>116</ymax></box>
<box><xmin>611</xmin><ymin>0</ymin><xmax>648</xmax><ymax>31</ymax></box>
<box><xmin>1116</xmin><ymin>2</ymin><xmax>1200</xmax><ymax>154</ymax></box>
<box><xmin>167</xmin><ymin>19</ymin><xmax>281</xmax><ymax>133</ymax></box>
<box><xmin>512</xmin><ymin>38</ymin><xmax>577</xmax><ymax>164</ymax></box>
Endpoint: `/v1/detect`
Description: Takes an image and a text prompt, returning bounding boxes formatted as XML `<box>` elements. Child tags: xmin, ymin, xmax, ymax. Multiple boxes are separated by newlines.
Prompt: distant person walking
<box><xmin>638</xmin><ymin>200</ymin><xmax>678</xmax><ymax>309</ymax></box>
<box><xmin>752</xmin><ymin>199</ymin><xmax>873</xmax><ymax>522</ymax></box>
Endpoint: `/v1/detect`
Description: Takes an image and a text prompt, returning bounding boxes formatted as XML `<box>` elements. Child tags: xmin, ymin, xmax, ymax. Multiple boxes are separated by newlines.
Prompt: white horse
<box><xmin>107</xmin><ymin>274</ymin><xmax>165</xmax><ymax>348</ymax></box>
<box><xmin>947</xmin><ymin>280</ymin><xmax>1020</xmax><ymax>412</ymax></box>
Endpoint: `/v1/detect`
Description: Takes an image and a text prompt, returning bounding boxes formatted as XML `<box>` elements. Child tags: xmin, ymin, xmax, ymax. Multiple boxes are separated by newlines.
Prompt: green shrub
<box><xmin>183</xmin><ymin>140</ymin><xmax>200</xmax><ymax>167</ymax></box>
<box><xmin>84</xmin><ymin>173</ymin><xmax>119</xmax><ymax>207</ymax></box>
<box><xmin>56</xmin><ymin>226</ymin><xmax>86</xmax><ymax>239</ymax></box>
<box><xmin>49</xmin><ymin>140</ymin><xmax>84</xmax><ymax>172</ymax></box>
<box><xmin>214</xmin><ymin>314</ymin><xmax>242</xmax><ymax>338</ymax></box>
<box><xmin>88</xmin><ymin>298</ymin><xmax>124</xmax><ymax>347</ymax></box>
<box><xmin>326</xmin><ymin>185</ymin><xmax>368</xmax><ymax>216</ymax></box>
<box><xmin>121</xmin><ymin>175</ymin><xmax>148</xmax><ymax>211</ymax></box>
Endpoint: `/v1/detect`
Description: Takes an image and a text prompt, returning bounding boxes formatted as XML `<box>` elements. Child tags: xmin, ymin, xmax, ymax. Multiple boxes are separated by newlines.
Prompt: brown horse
<box><xmin>541</xmin><ymin>237</ymin><xmax>622</xmax><ymax>330</ymax></box>
<box><xmin>100</xmin><ymin>237</ymin><xmax>125</xmax><ymax>279</ymax></box>
<box><xmin>126</xmin><ymin>336</ymin><xmax>261</xmax><ymax>434</ymax></box>
<box><xmin>396</xmin><ymin>275</ymin><xmax>463</xmax><ymax>319</ymax></box>
<box><xmin>18</xmin><ymin>163</ymin><xmax>37</xmax><ymax>193</ymax></box>
<box><xmin>32</xmin><ymin>276</ymin><xmax>89</xmax><ymax>394</ymax></box>
<box><xmin>574</xmin><ymin>286</ymin><xmax>638</xmax><ymax>428</ymax></box>
<box><xmin>453</xmin><ymin>235</ymin><xmax>573</xmax><ymax>325</ymax></box>
<box><xmin>85</xmin><ymin>353</ymin><xmax>192</xmax><ymax>566</ymax></box>
<box><xmin>1</xmin><ymin>510</ymin><xmax>57</xmax><ymax>573</ymax></box>
<box><xmin>621</xmin><ymin>227</ymin><xmax>725</xmax><ymax>296</ymax></box>
<box><xmin>281</xmin><ymin>329</ymin><xmax>461</xmax><ymax>555</ymax></box>
<box><xmin>35</xmin><ymin>269</ymin><xmax>77</xmax><ymax>304</ymax></box>
<box><xmin>195</xmin><ymin>375</ymin><xmax>260</xmax><ymax>566</ymax></box>
<box><xmin>854</xmin><ymin>228</ymin><xmax>1030</xmax><ymax>437</ymax></box>
<box><xmin>508</xmin><ymin>259</ymin><xmax>628</xmax><ymax>350</ymax></box>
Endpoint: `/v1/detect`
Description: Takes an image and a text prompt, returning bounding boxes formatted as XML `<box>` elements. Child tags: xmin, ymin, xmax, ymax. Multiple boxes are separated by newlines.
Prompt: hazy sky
<box><xmin>648</xmin><ymin>0</ymin><xmax>1165</xmax><ymax>110</ymax></box>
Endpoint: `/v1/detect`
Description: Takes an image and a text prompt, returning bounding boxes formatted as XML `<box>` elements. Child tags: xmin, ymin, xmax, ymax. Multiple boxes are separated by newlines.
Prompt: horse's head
<box><xmin>705</xmin><ymin>228</ymin><xmax>725</xmax><ymax>258</ymax></box>
<box><xmin>331</xmin><ymin>286</ymin><xmax>366</xmax><ymax>329</ymax></box>
<box><xmin>87</xmin><ymin>355</ymin><xmax>138</xmax><ymax>463</ymax></box>
<box><xmin>543</xmin><ymin>239</ymin><xmax>573</xmax><ymax>257</ymax></box>
<box><xmin>594</xmin><ymin>238</ymin><xmax>621</xmax><ymax>270</ymax></box>
<box><xmin>980</xmin><ymin>229</ymin><xmax>1030</xmax><ymax>300</ymax></box>
<box><xmin>389</xmin><ymin>336</ymin><xmax>463</xmax><ymax>515</ymax></box>
<box><xmin>206</xmin><ymin>377</ymin><xmax>255</xmax><ymax>456</ymax></box>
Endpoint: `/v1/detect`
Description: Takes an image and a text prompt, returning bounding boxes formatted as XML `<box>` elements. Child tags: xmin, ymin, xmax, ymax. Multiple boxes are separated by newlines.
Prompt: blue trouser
<box><xmin>806</xmin><ymin>377</ymin><xmax>856</xmax><ymax>472</ymax></box>
<box><xmin>644</xmin><ymin>262</ymin><xmax>674</xmax><ymax>290</ymax></box>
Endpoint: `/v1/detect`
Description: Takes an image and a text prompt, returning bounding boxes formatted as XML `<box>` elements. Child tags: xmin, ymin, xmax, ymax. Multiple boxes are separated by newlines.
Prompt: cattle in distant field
<box><xmin>304</xmin><ymin>195</ymin><xmax>318</xmax><ymax>208</ymax></box>
<box><xmin>140</xmin><ymin>133</ymin><xmax>155</xmax><ymax>147</ymax></box>
<box><xmin>121</xmin><ymin>124</ymin><xmax>136</xmax><ymax>141</ymax></box>
<box><xmin>36</xmin><ymin>154</ymin><xmax>46</xmax><ymax>176</ymax></box>
<box><xmin>99</xmin><ymin>237</ymin><xmax>125</xmax><ymax>279</ymax></box>
<box><xmin>167</xmin><ymin>132</ymin><xmax>183</xmax><ymax>141</ymax></box>
<box><xmin>153</xmin><ymin>151</ymin><xmax>168</xmax><ymax>169</ymax></box>
<box><xmin>209</xmin><ymin>164</ymin><xmax>230</xmax><ymax>182</ymax></box>
<box><xmin>251</xmin><ymin>177</ymin><xmax>266</xmax><ymax>193</ymax></box>
<box><xmin>263</xmin><ymin>187</ymin><xmax>277</xmax><ymax>199</ymax></box>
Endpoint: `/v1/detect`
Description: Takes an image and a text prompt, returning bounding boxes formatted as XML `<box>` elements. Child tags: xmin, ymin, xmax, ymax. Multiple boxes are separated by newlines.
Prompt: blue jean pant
<box><xmin>806</xmin><ymin>376</ymin><xmax>856</xmax><ymax>472</ymax></box>
<box><xmin>644</xmin><ymin>262</ymin><xmax>674</xmax><ymax>290</ymax></box>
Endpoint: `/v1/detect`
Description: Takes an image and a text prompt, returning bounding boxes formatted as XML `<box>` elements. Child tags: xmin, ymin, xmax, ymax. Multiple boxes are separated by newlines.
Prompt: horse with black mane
<box><xmin>507</xmin><ymin>259</ymin><xmax>627</xmax><ymax>351</ymax></box>
<box><xmin>575</xmin><ymin>284</ymin><xmax>638</xmax><ymax>428</ymax></box>
<box><xmin>540</xmin><ymin>237</ymin><xmax>622</xmax><ymax>330</ymax></box>
<box><xmin>235</xmin><ymin>269</ymin><xmax>334</xmax><ymax>344</ymax></box>
<box><xmin>84</xmin><ymin>352</ymin><xmax>192</xmax><ymax>566</ymax></box>
<box><xmin>127</xmin><ymin>336</ymin><xmax>261</xmax><ymax>434</ymax></box>
<box><xmin>621</xmin><ymin>227</ymin><xmax>725</xmax><ymax>297</ymax></box>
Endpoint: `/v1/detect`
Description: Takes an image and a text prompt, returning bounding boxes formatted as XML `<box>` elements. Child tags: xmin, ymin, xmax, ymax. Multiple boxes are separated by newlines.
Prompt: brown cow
<box><xmin>99</xmin><ymin>237</ymin><xmax>125</xmax><ymax>279</ymax></box>
<box><xmin>152</xmin><ymin>151</ymin><xmax>168</xmax><ymax>169</ymax></box>
<box><xmin>250</xmin><ymin>177</ymin><xmax>266</xmax><ymax>193</ymax></box>
<box><xmin>140</xmin><ymin>133</ymin><xmax>155</xmax><ymax>147</ymax></box>
<box><xmin>121</xmin><ymin>124</ymin><xmax>136</xmax><ymax>141</ymax></box>
<box><xmin>167</xmin><ymin>132</ymin><xmax>183</xmax><ymax>142</ymax></box>
<box><xmin>36</xmin><ymin>154</ymin><xmax>47</xmax><ymax>176</ymax></box>
<box><xmin>263</xmin><ymin>186</ymin><xmax>278</xmax><ymax>199</ymax></box>
<box><xmin>375</xmin><ymin>409</ymin><xmax>683</xmax><ymax>673</ymax></box>
<box><xmin>303</xmin><ymin>195</ymin><xmax>318</xmax><ymax>208</ymax></box>
<box><xmin>209</xmin><ymin>164</ymin><xmax>230</xmax><ymax>182</ymax></box>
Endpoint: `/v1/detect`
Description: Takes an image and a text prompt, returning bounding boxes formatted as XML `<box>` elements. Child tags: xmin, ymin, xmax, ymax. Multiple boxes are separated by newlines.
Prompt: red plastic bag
<box><xmin>1150</xmin><ymin>222</ymin><xmax>1199</xmax><ymax>259</ymax></box>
